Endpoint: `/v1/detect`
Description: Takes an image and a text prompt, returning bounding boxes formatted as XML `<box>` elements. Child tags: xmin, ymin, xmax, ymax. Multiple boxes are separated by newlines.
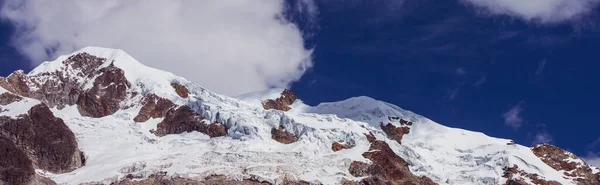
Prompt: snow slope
<box><xmin>13</xmin><ymin>47</ymin><xmax>593</xmax><ymax>184</ymax></box>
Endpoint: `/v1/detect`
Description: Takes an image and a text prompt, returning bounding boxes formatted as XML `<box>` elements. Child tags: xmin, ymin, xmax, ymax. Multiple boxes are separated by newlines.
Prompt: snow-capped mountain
<box><xmin>0</xmin><ymin>47</ymin><xmax>598</xmax><ymax>185</ymax></box>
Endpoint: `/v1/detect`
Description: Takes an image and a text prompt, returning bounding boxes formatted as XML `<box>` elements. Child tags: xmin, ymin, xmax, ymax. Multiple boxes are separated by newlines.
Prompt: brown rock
<box><xmin>0</xmin><ymin>70</ymin><xmax>31</xmax><ymax>97</ymax></box>
<box><xmin>77</xmin><ymin>64</ymin><xmax>130</xmax><ymax>117</ymax></box>
<box><xmin>380</xmin><ymin>123</ymin><xmax>410</xmax><ymax>145</ymax></box>
<box><xmin>502</xmin><ymin>164</ymin><xmax>561</xmax><ymax>185</ymax></box>
<box><xmin>0</xmin><ymin>104</ymin><xmax>84</xmax><ymax>173</ymax></box>
<box><xmin>133</xmin><ymin>94</ymin><xmax>176</xmax><ymax>122</ymax></box>
<box><xmin>271</xmin><ymin>126</ymin><xmax>298</xmax><ymax>144</ymax></box>
<box><xmin>0</xmin><ymin>135</ymin><xmax>35</xmax><ymax>185</ymax></box>
<box><xmin>347</xmin><ymin>137</ymin><xmax>437</xmax><ymax>185</ymax></box>
<box><xmin>364</xmin><ymin>132</ymin><xmax>376</xmax><ymax>143</ymax></box>
<box><xmin>171</xmin><ymin>83</ymin><xmax>190</xmax><ymax>98</ymax></box>
<box><xmin>0</xmin><ymin>53</ymin><xmax>106</xmax><ymax>109</ymax></box>
<box><xmin>532</xmin><ymin>144</ymin><xmax>600</xmax><ymax>184</ymax></box>
<box><xmin>261</xmin><ymin>89</ymin><xmax>298</xmax><ymax>111</ymax></box>
<box><xmin>0</xmin><ymin>92</ymin><xmax>23</xmax><ymax>105</ymax></box>
<box><xmin>332</xmin><ymin>141</ymin><xmax>353</xmax><ymax>152</ymax></box>
<box><xmin>153</xmin><ymin>106</ymin><xmax>227</xmax><ymax>138</ymax></box>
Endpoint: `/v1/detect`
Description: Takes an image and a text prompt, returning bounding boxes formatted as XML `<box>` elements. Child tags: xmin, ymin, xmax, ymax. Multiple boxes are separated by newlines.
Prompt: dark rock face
<box><xmin>261</xmin><ymin>89</ymin><xmax>298</xmax><ymax>111</ymax></box>
<box><xmin>502</xmin><ymin>165</ymin><xmax>561</xmax><ymax>185</ymax></box>
<box><xmin>0</xmin><ymin>104</ymin><xmax>83</xmax><ymax>173</ymax></box>
<box><xmin>171</xmin><ymin>83</ymin><xmax>190</xmax><ymax>98</ymax></box>
<box><xmin>77</xmin><ymin>64</ymin><xmax>131</xmax><ymax>117</ymax></box>
<box><xmin>0</xmin><ymin>136</ymin><xmax>34</xmax><ymax>185</ymax></box>
<box><xmin>153</xmin><ymin>106</ymin><xmax>227</xmax><ymax>138</ymax></box>
<box><xmin>133</xmin><ymin>94</ymin><xmax>176</xmax><ymax>122</ymax></box>
<box><xmin>532</xmin><ymin>144</ymin><xmax>600</xmax><ymax>185</ymax></box>
<box><xmin>271</xmin><ymin>126</ymin><xmax>298</xmax><ymax>144</ymax></box>
<box><xmin>380</xmin><ymin>123</ymin><xmax>410</xmax><ymax>145</ymax></box>
<box><xmin>0</xmin><ymin>92</ymin><xmax>23</xmax><ymax>105</ymax></box>
<box><xmin>347</xmin><ymin>133</ymin><xmax>437</xmax><ymax>185</ymax></box>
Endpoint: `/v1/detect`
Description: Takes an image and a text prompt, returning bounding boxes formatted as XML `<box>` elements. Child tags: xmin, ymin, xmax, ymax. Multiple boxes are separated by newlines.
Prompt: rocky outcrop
<box><xmin>332</xmin><ymin>141</ymin><xmax>353</xmax><ymax>152</ymax></box>
<box><xmin>153</xmin><ymin>106</ymin><xmax>227</xmax><ymax>138</ymax></box>
<box><xmin>111</xmin><ymin>173</ymin><xmax>311</xmax><ymax>185</ymax></box>
<box><xmin>171</xmin><ymin>83</ymin><xmax>190</xmax><ymax>98</ymax></box>
<box><xmin>0</xmin><ymin>70</ymin><xmax>31</xmax><ymax>97</ymax></box>
<box><xmin>77</xmin><ymin>64</ymin><xmax>131</xmax><ymax>117</ymax></box>
<box><xmin>0</xmin><ymin>135</ymin><xmax>34</xmax><ymax>185</ymax></box>
<box><xmin>399</xmin><ymin>119</ymin><xmax>413</xmax><ymax>126</ymax></box>
<box><xmin>0</xmin><ymin>92</ymin><xmax>23</xmax><ymax>105</ymax></box>
<box><xmin>0</xmin><ymin>53</ymin><xmax>105</xmax><ymax>109</ymax></box>
<box><xmin>502</xmin><ymin>165</ymin><xmax>561</xmax><ymax>185</ymax></box>
<box><xmin>347</xmin><ymin>135</ymin><xmax>437</xmax><ymax>185</ymax></box>
<box><xmin>532</xmin><ymin>144</ymin><xmax>600</xmax><ymax>184</ymax></box>
<box><xmin>271</xmin><ymin>126</ymin><xmax>298</xmax><ymax>144</ymax></box>
<box><xmin>0</xmin><ymin>104</ymin><xmax>84</xmax><ymax>174</ymax></box>
<box><xmin>133</xmin><ymin>94</ymin><xmax>176</xmax><ymax>122</ymax></box>
<box><xmin>261</xmin><ymin>89</ymin><xmax>298</xmax><ymax>111</ymax></box>
<box><xmin>380</xmin><ymin>122</ymin><xmax>410</xmax><ymax>145</ymax></box>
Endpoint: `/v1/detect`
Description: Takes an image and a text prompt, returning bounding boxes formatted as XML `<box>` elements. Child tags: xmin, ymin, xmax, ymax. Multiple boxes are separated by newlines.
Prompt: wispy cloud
<box><xmin>532</xmin><ymin>130</ymin><xmax>553</xmax><ymax>145</ymax></box>
<box><xmin>536</xmin><ymin>60</ymin><xmax>547</xmax><ymax>76</ymax></box>
<box><xmin>456</xmin><ymin>68</ymin><xmax>467</xmax><ymax>76</ymax></box>
<box><xmin>503</xmin><ymin>101</ymin><xmax>525</xmax><ymax>129</ymax></box>
<box><xmin>461</xmin><ymin>0</ymin><xmax>600</xmax><ymax>23</ymax></box>
<box><xmin>446</xmin><ymin>82</ymin><xmax>465</xmax><ymax>101</ymax></box>
<box><xmin>583</xmin><ymin>153</ymin><xmax>600</xmax><ymax>168</ymax></box>
<box><xmin>474</xmin><ymin>76</ymin><xmax>487</xmax><ymax>87</ymax></box>
<box><xmin>582</xmin><ymin>138</ymin><xmax>600</xmax><ymax>167</ymax></box>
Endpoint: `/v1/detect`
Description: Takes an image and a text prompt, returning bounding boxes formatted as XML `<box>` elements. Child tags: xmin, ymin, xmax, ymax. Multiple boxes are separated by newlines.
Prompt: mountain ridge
<box><xmin>0</xmin><ymin>47</ymin><xmax>598</xmax><ymax>185</ymax></box>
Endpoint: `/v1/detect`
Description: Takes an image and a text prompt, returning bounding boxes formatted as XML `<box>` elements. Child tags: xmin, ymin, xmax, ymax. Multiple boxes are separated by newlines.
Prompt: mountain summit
<box><xmin>0</xmin><ymin>47</ymin><xmax>598</xmax><ymax>185</ymax></box>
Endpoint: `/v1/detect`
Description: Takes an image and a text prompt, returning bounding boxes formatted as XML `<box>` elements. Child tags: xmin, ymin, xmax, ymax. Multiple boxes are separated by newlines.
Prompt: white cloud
<box><xmin>536</xmin><ymin>60</ymin><xmax>547</xmax><ymax>76</ymax></box>
<box><xmin>584</xmin><ymin>153</ymin><xmax>600</xmax><ymax>168</ymax></box>
<box><xmin>456</xmin><ymin>68</ymin><xmax>467</xmax><ymax>76</ymax></box>
<box><xmin>0</xmin><ymin>0</ymin><xmax>316</xmax><ymax>96</ymax></box>
<box><xmin>474</xmin><ymin>76</ymin><xmax>486</xmax><ymax>87</ymax></box>
<box><xmin>462</xmin><ymin>0</ymin><xmax>600</xmax><ymax>23</ymax></box>
<box><xmin>503</xmin><ymin>102</ymin><xmax>524</xmax><ymax>129</ymax></box>
<box><xmin>532</xmin><ymin>130</ymin><xmax>552</xmax><ymax>145</ymax></box>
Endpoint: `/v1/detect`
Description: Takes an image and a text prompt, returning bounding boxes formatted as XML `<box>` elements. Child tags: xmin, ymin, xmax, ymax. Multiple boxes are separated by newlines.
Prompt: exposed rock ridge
<box><xmin>502</xmin><ymin>164</ymin><xmax>561</xmax><ymax>185</ymax></box>
<box><xmin>152</xmin><ymin>105</ymin><xmax>227</xmax><ymax>138</ymax></box>
<box><xmin>380</xmin><ymin>118</ymin><xmax>413</xmax><ymax>145</ymax></box>
<box><xmin>261</xmin><ymin>89</ymin><xmax>298</xmax><ymax>111</ymax></box>
<box><xmin>0</xmin><ymin>100</ymin><xmax>83</xmax><ymax>185</ymax></box>
<box><xmin>0</xmin><ymin>53</ymin><xmax>105</xmax><ymax>109</ymax></box>
<box><xmin>133</xmin><ymin>94</ymin><xmax>176</xmax><ymax>122</ymax></box>
<box><xmin>532</xmin><ymin>144</ymin><xmax>600</xmax><ymax>185</ymax></box>
<box><xmin>347</xmin><ymin>132</ymin><xmax>437</xmax><ymax>185</ymax></box>
<box><xmin>271</xmin><ymin>126</ymin><xmax>298</xmax><ymax>144</ymax></box>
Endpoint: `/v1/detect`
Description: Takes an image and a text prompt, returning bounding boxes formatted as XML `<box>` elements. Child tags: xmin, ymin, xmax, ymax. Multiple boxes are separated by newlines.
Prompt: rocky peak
<box><xmin>0</xmin><ymin>94</ymin><xmax>83</xmax><ymax>185</ymax></box>
<box><xmin>76</xmin><ymin>63</ymin><xmax>131</xmax><ymax>117</ymax></box>
<box><xmin>532</xmin><ymin>144</ymin><xmax>600</xmax><ymax>184</ymax></box>
<box><xmin>261</xmin><ymin>89</ymin><xmax>298</xmax><ymax>111</ymax></box>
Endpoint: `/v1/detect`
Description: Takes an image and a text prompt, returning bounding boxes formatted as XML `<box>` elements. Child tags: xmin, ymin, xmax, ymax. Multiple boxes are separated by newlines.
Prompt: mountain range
<box><xmin>0</xmin><ymin>47</ymin><xmax>598</xmax><ymax>185</ymax></box>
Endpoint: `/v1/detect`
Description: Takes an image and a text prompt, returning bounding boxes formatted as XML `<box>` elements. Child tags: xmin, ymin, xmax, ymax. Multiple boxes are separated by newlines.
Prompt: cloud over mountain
<box><xmin>0</xmin><ymin>0</ymin><xmax>315</xmax><ymax>95</ymax></box>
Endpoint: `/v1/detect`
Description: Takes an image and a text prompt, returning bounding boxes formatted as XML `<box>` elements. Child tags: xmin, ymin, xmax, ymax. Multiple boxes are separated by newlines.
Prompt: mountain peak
<box><xmin>1</xmin><ymin>47</ymin><xmax>598</xmax><ymax>185</ymax></box>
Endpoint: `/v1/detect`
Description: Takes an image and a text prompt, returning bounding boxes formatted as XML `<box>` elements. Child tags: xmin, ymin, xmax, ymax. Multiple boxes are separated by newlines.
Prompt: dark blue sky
<box><xmin>287</xmin><ymin>0</ymin><xmax>600</xmax><ymax>158</ymax></box>
<box><xmin>1</xmin><ymin>0</ymin><xmax>599</xmax><ymax>160</ymax></box>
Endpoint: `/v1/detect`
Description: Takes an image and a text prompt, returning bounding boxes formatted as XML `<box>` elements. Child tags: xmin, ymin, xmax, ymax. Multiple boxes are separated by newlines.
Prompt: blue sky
<box><xmin>0</xmin><ymin>0</ymin><xmax>599</xmax><ymax>165</ymax></box>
